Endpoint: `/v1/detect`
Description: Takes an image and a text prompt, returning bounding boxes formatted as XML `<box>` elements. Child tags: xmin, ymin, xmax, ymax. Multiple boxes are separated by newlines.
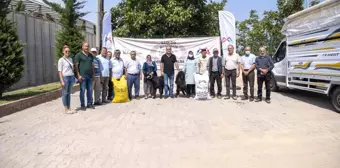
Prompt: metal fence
<box><xmin>6</xmin><ymin>13</ymin><xmax>96</xmax><ymax>90</ymax></box>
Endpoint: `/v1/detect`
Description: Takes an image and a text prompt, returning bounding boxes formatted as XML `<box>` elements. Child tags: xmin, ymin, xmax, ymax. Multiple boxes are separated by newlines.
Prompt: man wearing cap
<box><xmin>240</xmin><ymin>46</ymin><xmax>256</xmax><ymax>101</ymax></box>
<box><xmin>207</xmin><ymin>48</ymin><xmax>223</xmax><ymax>99</ymax></box>
<box><xmin>91</xmin><ymin>48</ymin><xmax>104</xmax><ymax>105</ymax></box>
<box><xmin>74</xmin><ymin>42</ymin><xmax>95</xmax><ymax>110</ymax></box>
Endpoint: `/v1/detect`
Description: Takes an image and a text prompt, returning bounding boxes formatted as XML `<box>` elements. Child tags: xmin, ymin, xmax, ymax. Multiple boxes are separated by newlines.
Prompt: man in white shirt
<box><xmin>197</xmin><ymin>48</ymin><xmax>209</xmax><ymax>74</ymax></box>
<box><xmin>240</xmin><ymin>46</ymin><xmax>256</xmax><ymax>101</ymax></box>
<box><xmin>110</xmin><ymin>49</ymin><xmax>125</xmax><ymax>99</ymax></box>
<box><xmin>222</xmin><ymin>44</ymin><xmax>241</xmax><ymax>100</ymax></box>
<box><xmin>125</xmin><ymin>51</ymin><xmax>142</xmax><ymax>100</ymax></box>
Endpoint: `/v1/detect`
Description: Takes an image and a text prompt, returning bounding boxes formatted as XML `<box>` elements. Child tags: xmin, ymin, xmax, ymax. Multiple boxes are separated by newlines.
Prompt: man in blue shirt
<box><xmin>240</xmin><ymin>47</ymin><xmax>256</xmax><ymax>101</ymax></box>
<box><xmin>97</xmin><ymin>47</ymin><xmax>112</xmax><ymax>104</ymax></box>
<box><xmin>255</xmin><ymin>47</ymin><xmax>274</xmax><ymax>103</ymax></box>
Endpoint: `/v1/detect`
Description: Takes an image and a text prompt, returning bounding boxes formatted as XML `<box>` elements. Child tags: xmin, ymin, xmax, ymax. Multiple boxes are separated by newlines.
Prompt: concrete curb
<box><xmin>0</xmin><ymin>85</ymin><xmax>80</xmax><ymax>118</ymax></box>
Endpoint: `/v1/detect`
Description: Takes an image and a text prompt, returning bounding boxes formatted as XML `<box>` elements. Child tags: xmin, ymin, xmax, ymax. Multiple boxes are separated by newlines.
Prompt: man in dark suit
<box><xmin>207</xmin><ymin>48</ymin><xmax>223</xmax><ymax>99</ymax></box>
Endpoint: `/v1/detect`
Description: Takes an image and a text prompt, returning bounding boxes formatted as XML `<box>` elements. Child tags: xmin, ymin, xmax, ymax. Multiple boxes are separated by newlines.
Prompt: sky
<box><xmin>48</xmin><ymin>0</ymin><xmax>279</xmax><ymax>24</ymax></box>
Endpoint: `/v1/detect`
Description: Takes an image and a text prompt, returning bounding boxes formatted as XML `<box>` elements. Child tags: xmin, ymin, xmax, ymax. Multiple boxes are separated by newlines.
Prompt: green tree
<box><xmin>43</xmin><ymin>0</ymin><xmax>88</xmax><ymax>58</ymax></box>
<box><xmin>0</xmin><ymin>0</ymin><xmax>25</xmax><ymax>97</ymax></box>
<box><xmin>236</xmin><ymin>0</ymin><xmax>304</xmax><ymax>55</ymax></box>
<box><xmin>111</xmin><ymin>0</ymin><xmax>227</xmax><ymax>38</ymax></box>
<box><xmin>15</xmin><ymin>0</ymin><xmax>26</xmax><ymax>12</ymax></box>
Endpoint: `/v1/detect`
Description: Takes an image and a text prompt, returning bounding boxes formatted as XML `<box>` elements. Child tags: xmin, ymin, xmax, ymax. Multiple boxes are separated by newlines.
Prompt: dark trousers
<box><xmin>257</xmin><ymin>73</ymin><xmax>271</xmax><ymax>100</ymax></box>
<box><xmin>209</xmin><ymin>72</ymin><xmax>222</xmax><ymax>96</ymax></box>
<box><xmin>242</xmin><ymin>70</ymin><xmax>255</xmax><ymax>98</ymax></box>
<box><xmin>186</xmin><ymin>84</ymin><xmax>195</xmax><ymax>96</ymax></box>
<box><xmin>108</xmin><ymin>80</ymin><xmax>113</xmax><ymax>99</ymax></box>
<box><xmin>225</xmin><ymin>69</ymin><xmax>237</xmax><ymax>97</ymax></box>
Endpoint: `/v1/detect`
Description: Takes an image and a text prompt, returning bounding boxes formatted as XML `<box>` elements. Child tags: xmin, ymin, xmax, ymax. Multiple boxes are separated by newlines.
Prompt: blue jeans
<box><xmin>164</xmin><ymin>72</ymin><xmax>174</xmax><ymax>97</ymax></box>
<box><xmin>127</xmin><ymin>74</ymin><xmax>140</xmax><ymax>99</ymax></box>
<box><xmin>62</xmin><ymin>76</ymin><xmax>74</xmax><ymax>107</ymax></box>
<box><xmin>80</xmin><ymin>75</ymin><xmax>93</xmax><ymax>107</ymax></box>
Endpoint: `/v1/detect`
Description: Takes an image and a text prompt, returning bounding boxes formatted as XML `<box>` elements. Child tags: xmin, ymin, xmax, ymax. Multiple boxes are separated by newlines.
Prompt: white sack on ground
<box><xmin>194</xmin><ymin>72</ymin><xmax>211</xmax><ymax>100</ymax></box>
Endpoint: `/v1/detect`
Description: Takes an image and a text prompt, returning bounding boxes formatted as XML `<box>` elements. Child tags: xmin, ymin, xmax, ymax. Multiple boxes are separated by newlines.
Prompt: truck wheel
<box><xmin>270</xmin><ymin>75</ymin><xmax>279</xmax><ymax>92</ymax></box>
<box><xmin>330</xmin><ymin>86</ymin><xmax>340</xmax><ymax>113</ymax></box>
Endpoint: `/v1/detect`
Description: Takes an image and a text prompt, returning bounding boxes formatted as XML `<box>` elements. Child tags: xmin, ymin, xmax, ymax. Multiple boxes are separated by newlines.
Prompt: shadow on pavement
<box><xmin>276</xmin><ymin>88</ymin><xmax>336</xmax><ymax>112</ymax></box>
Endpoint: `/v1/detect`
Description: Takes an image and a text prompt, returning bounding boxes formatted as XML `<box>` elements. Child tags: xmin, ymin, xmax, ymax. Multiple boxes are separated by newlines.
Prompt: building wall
<box><xmin>6</xmin><ymin>13</ymin><xmax>96</xmax><ymax>90</ymax></box>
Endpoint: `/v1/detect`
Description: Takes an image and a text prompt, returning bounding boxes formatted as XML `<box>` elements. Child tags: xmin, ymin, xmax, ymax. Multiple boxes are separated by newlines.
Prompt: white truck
<box><xmin>271</xmin><ymin>0</ymin><xmax>340</xmax><ymax>112</ymax></box>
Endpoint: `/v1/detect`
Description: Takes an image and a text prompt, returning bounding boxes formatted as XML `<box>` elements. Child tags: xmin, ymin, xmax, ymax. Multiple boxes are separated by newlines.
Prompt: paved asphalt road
<box><xmin>1</xmin><ymin>79</ymin><xmax>340</xmax><ymax>168</ymax></box>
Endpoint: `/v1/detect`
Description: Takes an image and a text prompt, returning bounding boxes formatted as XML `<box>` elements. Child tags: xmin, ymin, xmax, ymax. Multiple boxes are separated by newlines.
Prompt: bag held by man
<box><xmin>112</xmin><ymin>76</ymin><xmax>130</xmax><ymax>103</ymax></box>
<box><xmin>194</xmin><ymin>72</ymin><xmax>211</xmax><ymax>100</ymax></box>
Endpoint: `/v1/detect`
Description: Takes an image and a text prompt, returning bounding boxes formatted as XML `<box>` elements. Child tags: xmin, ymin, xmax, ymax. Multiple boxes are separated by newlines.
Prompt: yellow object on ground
<box><xmin>112</xmin><ymin>76</ymin><xmax>130</xmax><ymax>103</ymax></box>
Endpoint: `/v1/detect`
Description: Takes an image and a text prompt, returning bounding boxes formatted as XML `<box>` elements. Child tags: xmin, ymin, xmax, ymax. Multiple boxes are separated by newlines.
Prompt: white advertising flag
<box><xmin>113</xmin><ymin>37</ymin><xmax>220</xmax><ymax>69</ymax></box>
<box><xmin>218</xmin><ymin>11</ymin><xmax>236</xmax><ymax>55</ymax></box>
<box><xmin>102</xmin><ymin>12</ymin><xmax>114</xmax><ymax>51</ymax></box>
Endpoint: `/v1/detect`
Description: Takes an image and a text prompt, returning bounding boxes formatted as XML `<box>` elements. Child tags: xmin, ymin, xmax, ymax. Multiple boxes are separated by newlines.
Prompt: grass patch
<box><xmin>0</xmin><ymin>82</ymin><xmax>62</xmax><ymax>105</ymax></box>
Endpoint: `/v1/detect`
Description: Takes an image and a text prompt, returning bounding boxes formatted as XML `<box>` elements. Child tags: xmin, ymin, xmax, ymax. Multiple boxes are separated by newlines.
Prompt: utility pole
<box><xmin>96</xmin><ymin>0</ymin><xmax>104</xmax><ymax>50</ymax></box>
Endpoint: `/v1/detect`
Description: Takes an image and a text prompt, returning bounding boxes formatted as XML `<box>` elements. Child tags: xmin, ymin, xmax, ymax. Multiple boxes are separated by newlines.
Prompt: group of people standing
<box><xmin>177</xmin><ymin>44</ymin><xmax>273</xmax><ymax>103</ymax></box>
<box><xmin>57</xmin><ymin>42</ymin><xmax>274</xmax><ymax>114</ymax></box>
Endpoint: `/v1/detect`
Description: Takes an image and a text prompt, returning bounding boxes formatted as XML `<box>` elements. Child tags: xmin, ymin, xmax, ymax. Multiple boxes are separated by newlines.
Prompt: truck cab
<box><xmin>271</xmin><ymin>40</ymin><xmax>287</xmax><ymax>90</ymax></box>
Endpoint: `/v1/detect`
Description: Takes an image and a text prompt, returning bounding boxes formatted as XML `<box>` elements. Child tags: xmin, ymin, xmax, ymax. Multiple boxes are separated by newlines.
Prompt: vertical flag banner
<box><xmin>218</xmin><ymin>11</ymin><xmax>236</xmax><ymax>55</ymax></box>
<box><xmin>102</xmin><ymin>12</ymin><xmax>114</xmax><ymax>51</ymax></box>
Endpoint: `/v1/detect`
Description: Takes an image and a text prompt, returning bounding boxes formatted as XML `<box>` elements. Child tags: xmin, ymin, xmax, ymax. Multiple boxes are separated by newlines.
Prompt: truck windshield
<box><xmin>273</xmin><ymin>41</ymin><xmax>286</xmax><ymax>63</ymax></box>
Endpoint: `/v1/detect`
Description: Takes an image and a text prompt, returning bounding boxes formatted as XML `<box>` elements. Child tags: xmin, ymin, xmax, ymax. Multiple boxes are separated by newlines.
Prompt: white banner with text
<box><xmin>113</xmin><ymin>37</ymin><xmax>221</xmax><ymax>69</ymax></box>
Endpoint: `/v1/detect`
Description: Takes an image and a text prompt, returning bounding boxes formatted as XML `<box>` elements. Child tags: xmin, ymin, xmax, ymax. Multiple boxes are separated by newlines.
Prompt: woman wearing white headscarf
<box><xmin>183</xmin><ymin>51</ymin><xmax>197</xmax><ymax>98</ymax></box>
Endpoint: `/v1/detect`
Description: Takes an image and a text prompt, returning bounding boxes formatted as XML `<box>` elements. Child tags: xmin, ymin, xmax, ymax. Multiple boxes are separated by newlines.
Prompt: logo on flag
<box><xmin>221</xmin><ymin>37</ymin><xmax>233</xmax><ymax>44</ymax></box>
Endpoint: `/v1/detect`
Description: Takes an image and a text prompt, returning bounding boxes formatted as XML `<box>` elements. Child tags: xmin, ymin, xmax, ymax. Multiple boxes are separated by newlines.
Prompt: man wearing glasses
<box><xmin>160</xmin><ymin>46</ymin><xmax>179</xmax><ymax>99</ymax></box>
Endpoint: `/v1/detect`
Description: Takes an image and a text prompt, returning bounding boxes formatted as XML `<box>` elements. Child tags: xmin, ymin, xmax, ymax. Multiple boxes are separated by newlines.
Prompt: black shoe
<box><xmin>170</xmin><ymin>96</ymin><xmax>175</xmax><ymax>99</ymax></box>
<box><xmin>255</xmin><ymin>98</ymin><xmax>262</xmax><ymax>102</ymax></box>
<box><xmin>164</xmin><ymin>96</ymin><xmax>169</xmax><ymax>99</ymax></box>
<box><xmin>249</xmin><ymin>97</ymin><xmax>254</xmax><ymax>102</ymax></box>
<box><xmin>94</xmin><ymin>102</ymin><xmax>102</xmax><ymax>106</ymax></box>
<box><xmin>224</xmin><ymin>96</ymin><xmax>230</xmax><ymax>100</ymax></box>
<box><xmin>241</xmin><ymin>96</ymin><xmax>248</xmax><ymax>100</ymax></box>
<box><xmin>144</xmin><ymin>96</ymin><xmax>148</xmax><ymax>99</ymax></box>
<box><xmin>265</xmin><ymin>99</ymin><xmax>271</xmax><ymax>104</ymax></box>
<box><xmin>232</xmin><ymin>96</ymin><xmax>237</xmax><ymax>100</ymax></box>
<box><xmin>87</xmin><ymin>105</ymin><xmax>95</xmax><ymax>109</ymax></box>
<box><xmin>211</xmin><ymin>95</ymin><xmax>215</xmax><ymax>99</ymax></box>
<box><xmin>79</xmin><ymin>106</ymin><xmax>86</xmax><ymax>111</ymax></box>
<box><xmin>152</xmin><ymin>95</ymin><xmax>156</xmax><ymax>99</ymax></box>
<box><xmin>135</xmin><ymin>96</ymin><xmax>140</xmax><ymax>100</ymax></box>
<box><xmin>217</xmin><ymin>95</ymin><xmax>222</xmax><ymax>99</ymax></box>
<box><xmin>186</xmin><ymin>95</ymin><xmax>190</xmax><ymax>98</ymax></box>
